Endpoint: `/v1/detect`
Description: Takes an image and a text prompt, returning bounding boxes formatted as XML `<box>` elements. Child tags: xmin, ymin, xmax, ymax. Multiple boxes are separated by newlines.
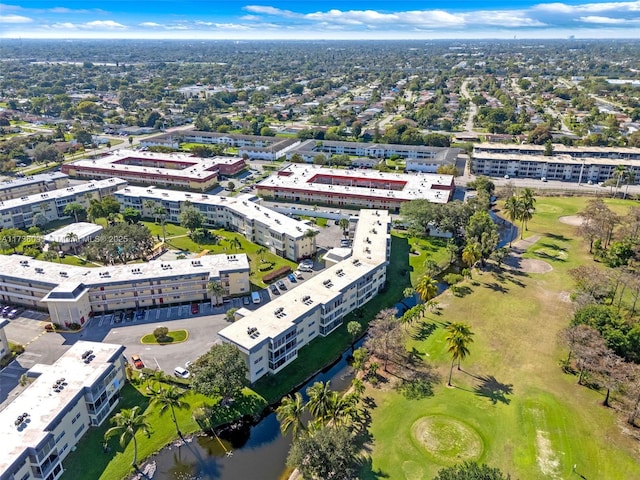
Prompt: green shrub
<box><xmin>443</xmin><ymin>273</ymin><xmax>463</xmax><ymax>285</ymax></box>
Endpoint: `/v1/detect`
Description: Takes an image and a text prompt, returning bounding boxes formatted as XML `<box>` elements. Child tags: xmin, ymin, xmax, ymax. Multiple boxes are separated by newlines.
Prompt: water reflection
<box><xmin>152</xmin><ymin>346</ymin><xmax>357</xmax><ymax>480</ymax></box>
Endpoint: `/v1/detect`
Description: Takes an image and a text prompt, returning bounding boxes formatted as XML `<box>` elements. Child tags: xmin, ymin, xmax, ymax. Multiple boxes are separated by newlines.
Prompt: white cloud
<box><xmin>579</xmin><ymin>15</ymin><xmax>633</xmax><ymax>23</ymax></box>
<box><xmin>139</xmin><ymin>22</ymin><xmax>162</xmax><ymax>27</ymax></box>
<box><xmin>85</xmin><ymin>20</ymin><xmax>126</xmax><ymax>29</ymax></box>
<box><xmin>50</xmin><ymin>22</ymin><xmax>78</xmax><ymax>30</ymax></box>
<box><xmin>244</xmin><ymin>5</ymin><xmax>297</xmax><ymax>17</ymax></box>
<box><xmin>0</xmin><ymin>14</ymin><xmax>32</xmax><ymax>23</ymax></box>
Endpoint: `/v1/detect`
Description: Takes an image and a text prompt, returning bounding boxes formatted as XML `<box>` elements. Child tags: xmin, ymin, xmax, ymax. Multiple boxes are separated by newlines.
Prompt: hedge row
<box><xmin>263</xmin><ymin>266</ymin><xmax>292</xmax><ymax>283</ymax></box>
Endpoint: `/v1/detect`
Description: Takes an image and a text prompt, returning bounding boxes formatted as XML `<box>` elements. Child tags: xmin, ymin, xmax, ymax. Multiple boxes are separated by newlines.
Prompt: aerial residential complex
<box><xmin>141</xmin><ymin>130</ymin><xmax>301</xmax><ymax>161</ymax></box>
<box><xmin>287</xmin><ymin>139</ymin><xmax>460</xmax><ymax>171</ymax></box>
<box><xmin>0</xmin><ymin>341</ymin><xmax>126</xmax><ymax>480</ymax></box>
<box><xmin>219</xmin><ymin>209</ymin><xmax>392</xmax><ymax>382</ymax></box>
<box><xmin>472</xmin><ymin>143</ymin><xmax>640</xmax><ymax>183</ymax></box>
<box><xmin>256</xmin><ymin>164</ymin><xmax>455</xmax><ymax>212</ymax></box>
<box><xmin>0</xmin><ymin>172</ymin><xmax>69</xmax><ymax>202</ymax></box>
<box><xmin>62</xmin><ymin>150</ymin><xmax>246</xmax><ymax>191</ymax></box>
<box><xmin>0</xmin><ymin>178</ymin><xmax>127</xmax><ymax>230</ymax></box>
<box><xmin>114</xmin><ymin>186</ymin><xmax>317</xmax><ymax>261</ymax></box>
<box><xmin>0</xmin><ymin>253</ymin><xmax>250</xmax><ymax>325</ymax></box>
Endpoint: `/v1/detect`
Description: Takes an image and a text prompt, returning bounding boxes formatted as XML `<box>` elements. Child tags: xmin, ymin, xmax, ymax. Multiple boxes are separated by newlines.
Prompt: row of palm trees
<box><xmin>104</xmin><ymin>381</ymin><xmax>189</xmax><ymax>472</ymax></box>
<box><xmin>503</xmin><ymin>188</ymin><xmax>536</xmax><ymax>243</ymax></box>
<box><xmin>276</xmin><ymin>379</ymin><xmax>364</xmax><ymax>439</ymax></box>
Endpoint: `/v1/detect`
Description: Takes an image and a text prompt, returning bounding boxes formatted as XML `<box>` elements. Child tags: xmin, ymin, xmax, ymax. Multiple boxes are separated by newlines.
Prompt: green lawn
<box><xmin>364</xmin><ymin>196</ymin><xmax>640</xmax><ymax>480</ymax></box>
<box><xmin>61</xmin><ymin>381</ymin><xmax>265</xmax><ymax>480</ymax></box>
<box><xmin>140</xmin><ymin>329</ymin><xmax>188</xmax><ymax>344</ymax></box>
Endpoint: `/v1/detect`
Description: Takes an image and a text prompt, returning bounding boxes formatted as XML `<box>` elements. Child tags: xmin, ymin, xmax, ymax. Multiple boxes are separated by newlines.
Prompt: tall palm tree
<box><xmin>148</xmin><ymin>385</ymin><xmax>190</xmax><ymax>438</ymax></box>
<box><xmin>256</xmin><ymin>247</ymin><xmax>267</xmax><ymax>262</ymax></box>
<box><xmin>503</xmin><ymin>194</ymin><xmax>522</xmax><ymax>247</ymax></box>
<box><xmin>414</xmin><ymin>274</ymin><xmax>438</xmax><ymax>303</ymax></box>
<box><xmin>153</xmin><ymin>206</ymin><xmax>168</xmax><ymax>241</ymax></box>
<box><xmin>143</xmin><ymin>200</ymin><xmax>157</xmax><ymax>220</ymax></box>
<box><xmin>461</xmin><ymin>242</ymin><xmax>481</xmax><ymax>268</ymax></box>
<box><xmin>230</xmin><ymin>237</ymin><xmax>242</xmax><ymax>252</ymax></box>
<box><xmin>306</xmin><ymin>381</ymin><xmax>334</xmax><ymax>422</ymax></box>
<box><xmin>338</xmin><ymin>218</ymin><xmax>350</xmax><ymax>237</ymax></box>
<box><xmin>103</xmin><ymin>406</ymin><xmax>150</xmax><ymax>471</ymax></box>
<box><xmin>613</xmin><ymin>165</ymin><xmax>627</xmax><ymax>197</ymax></box>
<box><xmin>445</xmin><ymin>322</ymin><xmax>474</xmax><ymax>386</ymax></box>
<box><xmin>65</xmin><ymin>232</ymin><xmax>79</xmax><ymax>255</ymax></box>
<box><xmin>206</xmin><ymin>280</ymin><xmax>225</xmax><ymax>306</ymax></box>
<box><xmin>518</xmin><ymin>188</ymin><xmax>536</xmax><ymax>237</ymax></box>
<box><xmin>275</xmin><ymin>392</ymin><xmax>306</xmax><ymax>438</ymax></box>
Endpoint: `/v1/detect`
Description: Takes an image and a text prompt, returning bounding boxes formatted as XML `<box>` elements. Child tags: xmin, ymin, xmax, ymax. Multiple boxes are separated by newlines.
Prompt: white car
<box><xmin>294</xmin><ymin>270</ymin><xmax>304</xmax><ymax>279</ymax></box>
<box><xmin>174</xmin><ymin>367</ymin><xmax>190</xmax><ymax>379</ymax></box>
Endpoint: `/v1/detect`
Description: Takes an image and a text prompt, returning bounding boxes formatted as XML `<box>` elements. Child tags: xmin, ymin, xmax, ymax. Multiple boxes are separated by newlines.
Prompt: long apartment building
<box><xmin>62</xmin><ymin>150</ymin><xmax>246</xmax><ymax>191</ymax></box>
<box><xmin>472</xmin><ymin>143</ymin><xmax>640</xmax><ymax>183</ymax></box>
<box><xmin>0</xmin><ymin>178</ymin><xmax>127</xmax><ymax>230</ymax></box>
<box><xmin>142</xmin><ymin>131</ymin><xmax>301</xmax><ymax>161</ymax></box>
<box><xmin>256</xmin><ymin>164</ymin><xmax>454</xmax><ymax>213</ymax></box>
<box><xmin>0</xmin><ymin>341</ymin><xmax>126</xmax><ymax>480</ymax></box>
<box><xmin>288</xmin><ymin>139</ymin><xmax>460</xmax><ymax>168</ymax></box>
<box><xmin>113</xmin><ymin>186</ymin><xmax>317</xmax><ymax>261</ymax></box>
<box><xmin>0</xmin><ymin>172</ymin><xmax>69</xmax><ymax>202</ymax></box>
<box><xmin>0</xmin><ymin>253</ymin><xmax>250</xmax><ymax>324</ymax></box>
<box><xmin>219</xmin><ymin>209</ymin><xmax>391</xmax><ymax>383</ymax></box>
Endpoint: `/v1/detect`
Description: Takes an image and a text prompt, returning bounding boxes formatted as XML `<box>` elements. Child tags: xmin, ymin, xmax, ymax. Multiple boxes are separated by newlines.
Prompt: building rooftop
<box><xmin>116</xmin><ymin>185</ymin><xmax>316</xmax><ymax>240</ymax></box>
<box><xmin>0</xmin><ymin>178</ymin><xmax>127</xmax><ymax>212</ymax></box>
<box><xmin>43</xmin><ymin>222</ymin><xmax>103</xmax><ymax>244</ymax></box>
<box><xmin>0</xmin><ymin>172</ymin><xmax>68</xmax><ymax>192</ymax></box>
<box><xmin>473</xmin><ymin>151</ymin><xmax>640</xmax><ymax>166</ymax></box>
<box><xmin>66</xmin><ymin>150</ymin><xmax>244</xmax><ymax>182</ymax></box>
<box><xmin>474</xmin><ymin>142</ymin><xmax>640</xmax><ymax>155</ymax></box>
<box><xmin>219</xmin><ymin>210</ymin><xmax>390</xmax><ymax>350</ymax></box>
<box><xmin>0</xmin><ymin>341</ymin><xmax>125</xmax><ymax>474</ymax></box>
<box><xmin>256</xmin><ymin>164</ymin><xmax>454</xmax><ymax>204</ymax></box>
<box><xmin>1</xmin><ymin>253</ymin><xmax>249</xmax><ymax>293</ymax></box>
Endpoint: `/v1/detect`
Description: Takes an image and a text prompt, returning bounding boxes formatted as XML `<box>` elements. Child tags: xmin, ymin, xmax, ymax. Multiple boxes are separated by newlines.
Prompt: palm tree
<box><xmin>461</xmin><ymin>242</ymin><xmax>481</xmax><ymax>268</ymax></box>
<box><xmin>338</xmin><ymin>218</ymin><xmax>350</xmax><ymax>237</ymax></box>
<box><xmin>518</xmin><ymin>188</ymin><xmax>536</xmax><ymax>237</ymax></box>
<box><xmin>624</xmin><ymin>170</ymin><xmax>636</xmax><ymax>199</ymax></box>
<box><xmin>503</xmin><ymin>194</ymin><xmax>522</xmax><ymax>247</ymax></box>
<box><xmin>148</xmin><ymin>385</ymin><xmax>190</xmax><ymax>438</ymax></box>
<box><xmin>65</xmin><ymin>232</ymin><xmax>79</xmax><ymax>255</ymax></box>
<box><xmin>230</xmin><ymin>237</ymin><xmax>242</xmax><ymax>252</ymax></box>
<box><xmin>613</xmin><ymin>165</ymin><xmax>627</xmax><ymax>197</ymax></box>
<box><xmin>445</xmin><ymin>322</ymin><xmax>474</xmax><ymax>386</ymax></box>
<box><xmin>143</xmin><ymin>200</ymin><xmax>157</xmax><ymax>220</ymax></box>
<box><xmin>257</xmin><ymin>247</ymin><xmax>267</xmax><ymax>262</ymax></box>
<box><xmin>207</xmin><ymin>280</ymin><xmax>225</xmax><ymax>306</ymax></box>
<box><xmin>306</xmin><ymin>381</ymin><xmax>333</xmax><ymax>422</ymax></box>
<box><xmin>275</xmin><ymin>392</ymin><xmax>306</xmax><ymax>438</ymax></box>
<box><xmin>415</xmin><ymin>274</ymin><xmax>438</xmax><ymax>303</ymax></box>
<box><xmin>63</xmin><ymin>202</ymin><xmax>85</xmax><ymax>223</ymax></box>
<box><xmin>153</xmin><ymin>206</ymin><xmax>168</xmax><ymax>241</ymax></box>
<box><xmin>103</xmin><ymin>406</ymin><xmax>150</xmax><ymax>471</ymax></box>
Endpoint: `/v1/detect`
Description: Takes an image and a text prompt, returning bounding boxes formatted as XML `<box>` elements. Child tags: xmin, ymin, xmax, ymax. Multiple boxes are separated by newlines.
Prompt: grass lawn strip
<box><xmin>364</xmin><ymin>196</ymin><xmax>640</xmax><ymax>480</ymax></box>
<box><xmin>140</xmin><ymin>329</ymin><xmax>188</xmax><ymax>344</ymax></box>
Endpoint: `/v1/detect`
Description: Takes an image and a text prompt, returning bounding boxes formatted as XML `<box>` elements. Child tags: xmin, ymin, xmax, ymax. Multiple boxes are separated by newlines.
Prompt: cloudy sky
<box><xmin>1</xmin><ymin>1</ymin><xmax>640</xmax><ymax>39</ymax></box>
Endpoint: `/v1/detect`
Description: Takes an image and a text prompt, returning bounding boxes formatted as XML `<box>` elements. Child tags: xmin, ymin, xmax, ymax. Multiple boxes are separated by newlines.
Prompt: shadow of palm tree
<box><xmin>473</xmin><ymin>375</ymin><xmax>514</xmax><ymax>405</ymax></box>
<box><xmin>483</xmin><ymin>282</ymin><xmax>509</xmax><ymax>294</ymax></box>
<box><xmin>411</xmin><ymin>321</ymin><xmax>437</xmax><ymax>341</ymax></box>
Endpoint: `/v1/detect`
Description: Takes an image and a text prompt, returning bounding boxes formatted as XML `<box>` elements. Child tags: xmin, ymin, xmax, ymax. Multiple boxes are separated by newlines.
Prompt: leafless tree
<box><xmin>364</xmin><ymin>308</ymin><xmax>404</xmax><ymax>373</ymax></box>
<box><xmin>568</xmin><ymin>265</ymin><xmax>611</xmax><ymax>301</ymax></box>
<box><xmin>571</xmin><ymin>324</ymin><xmax>608</xmax><ymax>385</ymax></box>
<box><xmin>593</xmin><ymin>350</ymin><xmax>624</xmax><ymax>407</ymax></box>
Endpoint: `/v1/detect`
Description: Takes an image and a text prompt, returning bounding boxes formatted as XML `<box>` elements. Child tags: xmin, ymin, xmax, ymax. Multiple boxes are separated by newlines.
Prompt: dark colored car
<box><xmin>270</xmin><ymin>284</ymin><xmax>279</xmax><ymax>294</ymax></box>
<box><xmin>276</xmin><ymin>280</ymin><xmax>287</xmax><ymax>291</ymax></box>
<box><xmin>287</xmin><ymin>273</ymin><xmax>297</xmax><ymax>283</ymax></box>
<box><xmin>124</xmin><ymin>310</ymin><xmax>134</xmax><ymax>321</ymax></box>
<box><xmin>135</xmin><ymin>309</ymin><xmax>145</xmax><ymax>320</ymax></box>
<box><xmin>7</xmin><ymin>308</ymin><xmax>24</xmax><ymax>319</ymax></box>
<box><xmin>191</xmin><ymin>303</ymin><xmax>199</xmax><ymax>315</ymax></box>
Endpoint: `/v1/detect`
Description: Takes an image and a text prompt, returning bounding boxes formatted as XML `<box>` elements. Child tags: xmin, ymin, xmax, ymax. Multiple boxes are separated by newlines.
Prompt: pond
<box><xmin>151</xmin><ymin>345</ymin><xmax>358</xmax><ymax>480</ymax></box>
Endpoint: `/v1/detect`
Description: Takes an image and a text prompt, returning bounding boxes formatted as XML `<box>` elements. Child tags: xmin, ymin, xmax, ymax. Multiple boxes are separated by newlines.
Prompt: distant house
<box><xmin>43</xmin><ymin>223</ymin><xmax>103</xmax><ymax>252</ymax></box>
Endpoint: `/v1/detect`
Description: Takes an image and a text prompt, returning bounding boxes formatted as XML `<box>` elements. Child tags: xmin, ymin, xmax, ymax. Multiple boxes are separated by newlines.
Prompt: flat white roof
<box><xmin>116</xmin><ymin>185</ymin><xmax>316</xmax><ymax>240</ymax></box>
<box><xmin>1</xmin><ymin>253</ymin><xmax>249</xmax><ymax>293</ymax></box>
<box><xmin>0</xmin><ymin>178</ymin><xmax>127</xmax><ymax>211</ymax></box>
<box><xmin>0</xmin><ymin>172</ymin><xmax>68</xmax><ymax>192</ymax></box>
<box><xmin>0</xmin><ymin>341</ymin><xmax>124</xmax><ymax>474</ymax></box>
<box><xmin>43</xmin><ymin>222</ymin><xmax>103</xmax><ymax>244</ymax></box>
<box><xmin>256</xmin><ymin>164</ymin><xmax>454</xmax><ymax>204</ymax></box>
<box><xmin>67</xmin><ymin>149</ymin><xmax>244</xmax><ymax>181</ymax></box>
<box><xmin>473</xmin><ymin>152</ymin><xmax>640</xmax><ymax>166</ymax></box>
<box><xmin>219</xmin><ymin>210</ymin><xmax>390</xmax><ymax>350</ymax></box>
<box><xmin>474</xmin><ymin>142</ymin><xmax>640</xmax><ymax>156</ymax></box>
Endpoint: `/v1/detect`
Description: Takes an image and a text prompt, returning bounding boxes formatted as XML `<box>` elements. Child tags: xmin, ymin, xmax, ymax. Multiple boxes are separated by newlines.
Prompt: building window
<box><xmin>74</xmin><ymin>424</ymin><xmax>85</xmax><ymax>438</ymax></box>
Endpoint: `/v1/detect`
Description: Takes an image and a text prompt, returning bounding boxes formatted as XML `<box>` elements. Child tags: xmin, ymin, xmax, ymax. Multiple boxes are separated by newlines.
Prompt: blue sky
<box><xmin>1</xmin><ymin>1</ymin><xmax>639</xmax><ymax>39</ymax></box>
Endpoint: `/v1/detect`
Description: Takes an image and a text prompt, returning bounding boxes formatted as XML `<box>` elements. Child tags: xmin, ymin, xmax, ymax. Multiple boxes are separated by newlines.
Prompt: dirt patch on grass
<box><xmin>536</xmin><ymin>430</ymin><xmax>561</xmax><ymax>479</ymax></box>
<box><xmin>558</xmin><ymin>215</ymin><xmax>583</xmax><ymax>226</ymax></box>
<box><xmin>411</xmin><ymin>415</ymin><xmax>484</xmax><ymax>465</ymax></box>
<box><xmin>504</xmin><ymin>257</ymin><xmax>553</xmax><ymax>274</ymax></box>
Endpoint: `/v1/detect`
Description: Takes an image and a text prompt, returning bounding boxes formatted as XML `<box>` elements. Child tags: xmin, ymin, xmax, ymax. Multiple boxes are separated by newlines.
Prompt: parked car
<box><xmin>276</xmin><ymin>280</ymin><xmax>287</xmax><ymax>291</ymax></box>
<box><xmin>135</xmin><ymin>309</ymin><xmax>145</xmax><ymax>320</ymax></box>
<box><xmin>287</xmin><ymin>273</ymin><xmax>297</xmax><ymax>283</ymax></box>
<box><xmin>7</xmin><ymin>308</ymin><xmax>24</xmax><ymax>319</ymax></box>
<box><xmin>1</xmin><ymin>305</ymin><xmax>13</xmax><ymax>317</ymax></box>
<box><xmin>191</xmin><ymin>303</ymin><xmax>199</xmax><ymax>315</ymax></box>
<box><xmin>174</xmin><ymin>367</ymin><xmax>190</xmax><ymax>379</ymax></box>
<box><xmin>131</xmin><ymin>354</ymin><xmax>144</xmax><ymax>369</ymax></box>
<box><xmin>270</xmin><ymin>284</ymin><xmax>279</xmax><ymax>295</ymax></box>
<box><xmin>243</xmin><ymin>296</ymin><xmax>250</xmax><ymax>305</ymax></box>
<box><xmin>298</xmin><ymin>263</ymin><xmax>313</xmax><ymax>272</ymax></box>
<box><xmin>124</xmin><ymin>310</ymin><xmax>134</xmax><ymax>321</ymax></box>
<box><xmin>294</xmin><ymin>270</ymin><xmax>304</xmax><ymax>280</ymax></box>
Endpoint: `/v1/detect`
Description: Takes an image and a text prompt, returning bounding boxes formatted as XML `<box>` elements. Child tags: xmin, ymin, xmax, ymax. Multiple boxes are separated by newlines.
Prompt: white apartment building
<box><xmin>472</xmin><ymin>143</ymin><xmax>640</xmax><ymax>183</ymax></box>
<box><xmin>113</xmin><ymin>186</ymin><xmax>317</xmax><ymax>261</ymax></box>
<box><xmin>0</xmin><ymin>253</ymin><xmax>250</xmax><ymax>324</ymax></box>
<box><xmin>219</xmin><ymin>209</ymin><xmax>392</xmax><ymax>383</ymax></box>
<box><xmin>62</xmin><ymin>150</ymin><xmax>246</xmax><ymax>192</ymax></box>
<box><xmin>0</xmin><ymin>178</ymin><xmax>127</xmax><ymax>230</ymax></box>
<box><xmin>0</xmin><ymin>173</ymin><xmax>69</xmax><ymax>202</ymax></box>
<box><xmin>256</xmin><ymin>164</ymin><xmax>455</xmax><ymax>213</ymax></box>
<box><xmin>0</xmin><ymin>341</ymin><xmax>127</xmax><ymax>480</ymax></box>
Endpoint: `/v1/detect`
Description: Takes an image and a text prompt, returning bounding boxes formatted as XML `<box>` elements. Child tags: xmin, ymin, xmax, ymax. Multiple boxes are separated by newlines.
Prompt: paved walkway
<box><xmin>510</xmin><ymin>234</ymin><xmax>541</xmax><ymax>255</ymax></box>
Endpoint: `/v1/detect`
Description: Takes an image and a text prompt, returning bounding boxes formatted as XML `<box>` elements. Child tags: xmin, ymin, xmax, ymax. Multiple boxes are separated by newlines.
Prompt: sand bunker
<box><xmin>558</xmin><ymin>215</ymin><xmax>583</xmax><ymax>226</ymax></box>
